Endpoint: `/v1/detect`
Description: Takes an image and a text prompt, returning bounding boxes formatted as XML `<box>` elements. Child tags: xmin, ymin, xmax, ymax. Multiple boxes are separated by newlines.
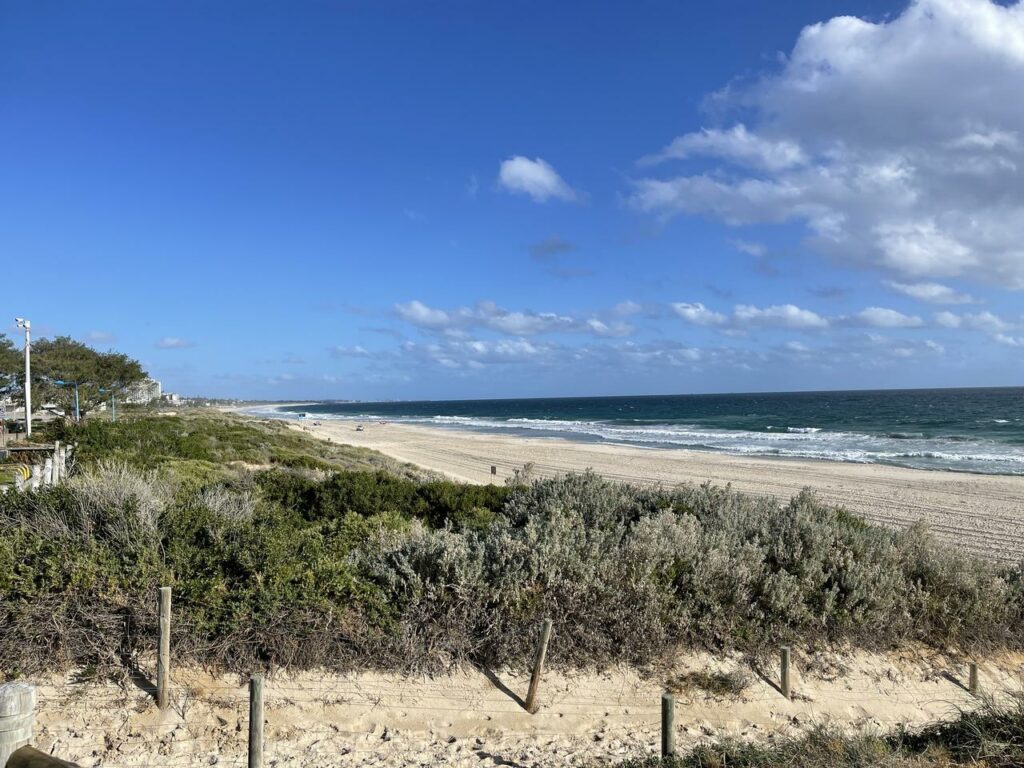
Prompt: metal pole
<box><xmin>22</xmin><ymin>324</ymin><xmax>31</xmax><ymax>439</ymax></box>
<box><xmin>73</xmin><ymin>384</ymin><xmax>80</xmax><ymax>423</ymax></box>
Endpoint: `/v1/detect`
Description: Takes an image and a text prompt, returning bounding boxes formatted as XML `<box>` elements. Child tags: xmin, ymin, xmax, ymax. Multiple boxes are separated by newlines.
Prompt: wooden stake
<box><xmin>249</xmin><ymin>675</ymin><xmax>264</xmax><ymax>768</ymax></box>
<box><xmin>524</xmin><ymin>618</ymin><xmax>553</xmax><ymax>713</ymax></box>
<box><xmin>969</xmin><ymin>662</ymin><xmax>979</xmax><ymax>696</ymax></box>
<box><xmin>490</xmin><ymin>465</ymin><xmax>497</xmax><ymax>476</ymax></box>
<box><xmin>0</xmin><ymin>683</ymin><xmax>36</xmax><ymax>767</ymax></box>
<box><xmin>661</xmin><ymin>692</ymin><xmax>676</xmax><ymax>757</ymax></box>
<box><xmin>781</xmin><ymin>646</ymin><xmax>791</xmax><ymax>700</ymax></box>
<box><xmin>157</xmin><ymin>587</ymin><xmax>171</xmax><ymax>709</ymax></box>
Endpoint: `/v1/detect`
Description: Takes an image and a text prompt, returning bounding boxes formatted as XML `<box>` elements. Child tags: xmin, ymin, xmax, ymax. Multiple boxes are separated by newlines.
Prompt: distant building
<box><xmin>124</xmin><ymin>378</ymin><xmax>162</xmax><ymax>405</ymax></box>
<box><xmin>162</xmin><ymin>392</ymin><xmax>184</xmax><ymax>406</ymax></box>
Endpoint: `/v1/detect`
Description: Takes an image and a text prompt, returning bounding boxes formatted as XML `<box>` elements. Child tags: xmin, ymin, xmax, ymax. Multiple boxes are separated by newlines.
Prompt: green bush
<box><xmin>1</xmin><ymin>463</ymin><xmax>1021</xmax><ymax>675</ymax></box>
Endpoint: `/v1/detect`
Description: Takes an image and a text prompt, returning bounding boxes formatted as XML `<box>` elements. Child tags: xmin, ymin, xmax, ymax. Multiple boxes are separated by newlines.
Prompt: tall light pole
<box><xmin>14</xmin><ymin>318</ymin><xmax>31</xmax><ymax>439</ymax></box>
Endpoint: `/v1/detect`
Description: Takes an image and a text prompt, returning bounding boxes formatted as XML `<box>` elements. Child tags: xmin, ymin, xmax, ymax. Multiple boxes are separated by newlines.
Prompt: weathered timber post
<box><xmin>157</xmin><ymin>586</ymin><xmax>172</xmax><ymax>709</ymax></box>
<box><xmin>51</xmin><ymin>441</ymin><xmax>60</xmax><ymax>483</ymax></box>
<box><xmin>490</xmin><ymin>465</ymin><xmax>496</xmax><ymax>476</ymax></box>
<box><xmin>0</xmin><ymin>683</ymin><xmax>36</xmax><ymax>766</ymax></box>
<box><xmin>43</xmin><ymin>458</ymin><xmax>53</xmax><ymax>488</ymax></box>
<box><xmin>969</xmin><ymin>662</ymin><xmax>979</xmax><ymax>696</ymax></box>
<box><xmin>524</xmin><ymin>618</ymin><xmax>553</xmax><ymax>713</ymax></box>
<box><xmin>249</xmin><ymin>675</ymin><xmax>264</xmax><ymax>768</ymax></box>
<box><xmin>29</xmin><ymin>465</ymin><xmax>41</xmax><ymax>491</ymax></box>
<box><xmin>661</xmin><ymin>692</ymin><xmax>676</xmax><ymax>757</ymax></box>
<box><xmin>780</xmin><ymin>646</ymin><xmax>792</xmax><ymax>700</ymax></box>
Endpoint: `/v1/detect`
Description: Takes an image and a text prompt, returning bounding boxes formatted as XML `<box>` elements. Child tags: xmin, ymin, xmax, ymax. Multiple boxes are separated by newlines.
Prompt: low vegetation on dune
<box><xmin>45</xmin><ymin>410</ymin><xmax>430</xmax><ymax>481</ymax></box>
<box><xmin>1</xmin><ymin>412</ymin><xmax>1022</xmax><ymax>678</ymax></box>
<box><xmin>615</xmin><ymin>698</ymin><xmax>1024</xmax><ymax>767</ymax></box>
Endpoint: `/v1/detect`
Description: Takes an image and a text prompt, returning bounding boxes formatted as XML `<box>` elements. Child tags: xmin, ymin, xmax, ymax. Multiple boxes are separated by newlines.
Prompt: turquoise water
<box><xmin>253</xmin><ymin>387</ymin><xmax>1024</xmax><ymax>475</ymax></box>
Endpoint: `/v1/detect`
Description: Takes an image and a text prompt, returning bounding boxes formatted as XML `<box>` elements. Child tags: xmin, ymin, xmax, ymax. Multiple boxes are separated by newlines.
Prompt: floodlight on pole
<box><xmin>14</xmin><ymin>318</ymin><xmax>31</xmax><ymax>438</ymax></box>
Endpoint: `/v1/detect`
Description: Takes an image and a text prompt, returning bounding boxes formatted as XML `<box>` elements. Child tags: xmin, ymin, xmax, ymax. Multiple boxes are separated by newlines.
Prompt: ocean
<box><xmin>253</xmin><ymin>387</ymin><xmax>1024</xmax><ymax>475</ymax></box>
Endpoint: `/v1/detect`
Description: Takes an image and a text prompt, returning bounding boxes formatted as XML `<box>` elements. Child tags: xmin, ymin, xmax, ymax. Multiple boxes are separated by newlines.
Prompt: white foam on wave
<box><xmin>247</xmin><ymin>405</ymin><xmax>1024</xmax><ymax>475</ymax></box>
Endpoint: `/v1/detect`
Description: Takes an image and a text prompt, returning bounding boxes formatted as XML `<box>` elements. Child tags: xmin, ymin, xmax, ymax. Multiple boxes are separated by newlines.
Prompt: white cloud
<box><xmin>734</xmin><ymin>303</ymin><xmax>829</xmax><ymax>330</ymax></box>
<box><xmin>156</xmin><ymin>337</ymin><xmax>193</xmax><ymax>349</ymax></box>
<box><xmin>995</xmin><ymin>333</ymin><xmax>1024</xmax><ymax>346</ymax></box>
<box><xmin>86</xmin><ymin>331</ymin><xmax>116</xmax><ymax>343</ymax></box>
<box><xmin>933</xmin><ymin>309</ymin><xmax>1014</xmax><ymax>332</ymax></box>
<box><xmin>395</xmin><ymin>300</ymin><xmax>632</xmax><ymax>338</ymax></box>
<box><xmin>884</xmin><ymin>281</ymin><xmax>978</xmax><ymax>304</ymax></box>
<box><xmin>850</xmin><ymin>307</ymin><xmax>924</xmax><ymax>328</ymax></box>
<box><xmin>612</xmin><ymin>300</ymin><xmax>644</xmax><ymax>317</ymax></box>
<box><xmin>731</xmin><ymin>239</ymin><xmax>768</xmax><ymax>257</ymax></box>
<box><xmin>498</xmin><ymin>156</ymin><xmax>576</xmax><ymax>202</ymax></box>
<box><xmin>964</xmin><ymin>311</ymin><xmax>1012</xmax><ymax>333</ymax></box>
<box><xmin>641</xmin><ymin>124</ymin><xmax>806</xmax><ymax>172</ymax></box>
<box><xmin>396</xmin><ymin>300</ymin><xmax>451</xmax><ymax>329</ymax></box>
<box><xmin>672</xmin><ymin>302</ymin><xmax>728</xmax><ymax>326</ymax></box>
<box><xmin>630</xmin><ymin>0</ymin><xmax>1024</xmax><ymax>288</ymax></box>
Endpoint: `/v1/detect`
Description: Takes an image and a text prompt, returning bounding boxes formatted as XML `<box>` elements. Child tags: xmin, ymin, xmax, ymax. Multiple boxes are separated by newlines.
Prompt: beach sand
<box><xmin>30</xmin><ymin>650</ymin><xmax>1024</xmax><ymax>766</ymax></box>
<box><xmin>295</xmin><ymin>420</ymin><xmax>1024</xmax><ymax>562</ymax></box>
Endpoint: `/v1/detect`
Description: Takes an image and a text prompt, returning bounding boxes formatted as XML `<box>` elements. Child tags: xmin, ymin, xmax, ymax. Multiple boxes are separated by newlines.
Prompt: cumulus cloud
<box><xmin>848</xmin><ymin>307</ymin><xmax>924</xmax><ymax>328</ymax></box>
<box><xmin>498</xmin><ymin>156</ymin><xmax>576</xmax><ymax>202</ymax></box>
<box><xmin>395</xmin><ymin>300</ymin><xmax>632</xmax><ymax>338</ymax></box>
<box><xmin>642</xmin><ymin>124</ymin><xmax>806</xmax><ymax>172</ymax></box>
<box><xmin>933</xmin><ymin>309</ymin><xmax>1016</xmax><ymax>335</ymax></box>
<box><xmin>630</xmin><ymin>0</ymin><xmax>1024</xmax><ymax>288</ymax></box>
<box><xmin>156</xmin><ymin>337</ymin><xmax>193</xmax><ymax>349</ymax></box>
<box><xmin>671</xmin><ymin>302</ymin><xmax>728</xmax><ymax>326</ymax></box>
<box><xmin>733</xmin><ymin>304</ymin><xmax>829</xmax><ymax>330</ymax></box>
<box><xmin>884</xmin><ymin>281</ymin><xmax>978</xmax><ymax>304</ymax></box>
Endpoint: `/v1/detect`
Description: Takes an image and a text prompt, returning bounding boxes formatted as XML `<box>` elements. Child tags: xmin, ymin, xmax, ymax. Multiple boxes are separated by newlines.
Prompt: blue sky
<box><xmin>3</xmin><ymin>0</ymin><xmax>1023</xmax><ymax>400</ymax></box>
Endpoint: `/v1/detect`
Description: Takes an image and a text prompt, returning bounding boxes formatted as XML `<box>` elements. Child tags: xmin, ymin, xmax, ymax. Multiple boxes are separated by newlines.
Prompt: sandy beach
<box><xmin>293</xmin><ymin>420</ymin><xmax>1024</xmax><ymax>563</ymax></box>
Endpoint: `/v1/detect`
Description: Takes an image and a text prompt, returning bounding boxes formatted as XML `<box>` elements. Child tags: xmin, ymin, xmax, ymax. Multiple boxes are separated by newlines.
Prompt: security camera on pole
<box><xmin>14</xmin><ymin>318</ymin><xmax>30</xmax><ymax>439</ymax></box>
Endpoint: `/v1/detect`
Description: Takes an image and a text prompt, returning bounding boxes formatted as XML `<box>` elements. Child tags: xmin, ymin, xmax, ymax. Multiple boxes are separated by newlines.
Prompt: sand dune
<box><xmin>297</xmin><ymin>420</ymin><xmax>1024</xmax><ymax>562</ymax></box>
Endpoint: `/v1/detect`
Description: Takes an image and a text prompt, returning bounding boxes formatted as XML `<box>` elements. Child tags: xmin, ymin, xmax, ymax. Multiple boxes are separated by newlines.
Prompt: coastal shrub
<box><xmin>1</xmin><ymin>448</ymin><xmax>1021</xmax><ymax>675</ymax></box>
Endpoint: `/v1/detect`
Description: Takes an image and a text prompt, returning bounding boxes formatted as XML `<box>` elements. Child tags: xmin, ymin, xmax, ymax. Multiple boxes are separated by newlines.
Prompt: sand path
<box><xmin>296</xmin><ymin>421</ymin><xmax>1024</xmax><ymax>563</ymax></box>
<box><xmin>29</xmin><ymin>651</ymin><xmax>1024</xmax><ymax>767</ymax></box>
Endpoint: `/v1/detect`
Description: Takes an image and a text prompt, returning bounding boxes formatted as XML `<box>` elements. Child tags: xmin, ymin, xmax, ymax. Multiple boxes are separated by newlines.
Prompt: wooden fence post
<box><xmin>490</xmin><ymin>465</ymin><xmax>496</xmax><ymax>477</ymax></box>
<box><xmin>157</xmin><ymin>587</ymin><xmax>172</xmax><ymax>709</ymax></box>
<box><xmin>661</xmin><ymin>692</ymin><xmax>676</xmax><ymax>758</ymax></box>
<box><xmin>524</xmin><ymin>618</ymin><xmax>553</xmax><ymax>713</ymax></box>
<box><xmin>780</xmin><ymin>646</ymin><xmax>791</xmax><ymax>700</ymax></box>
<box><xmin>52</xmin><ymin>441</ymin><xmax>61</xmax><ymax>483</ymax></box>
<box><xmin>0</xmin><ymin>683</ymin><xmax>36</xmax><ymax>766</ymax></box>
<box><xmin>43</xmin><ymin>458</ymin><xmax>53</xmax><ymax>487</ymax></box>
<box><xmin>249</xmin><ymin>675</ymin><xmax>264</xmax><ymax>768</ymax></box>
<box><xmin>969</xmin><ymin>662</ymin><xmax>979</xmax><ymax>696</ymax></box>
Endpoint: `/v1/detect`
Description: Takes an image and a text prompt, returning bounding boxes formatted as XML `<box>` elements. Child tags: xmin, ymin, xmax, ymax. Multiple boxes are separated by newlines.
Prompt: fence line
<box><xmin>12</xmin><ymin>587</ymin><xmax>1024</xmax><ymax>766</ymax></box>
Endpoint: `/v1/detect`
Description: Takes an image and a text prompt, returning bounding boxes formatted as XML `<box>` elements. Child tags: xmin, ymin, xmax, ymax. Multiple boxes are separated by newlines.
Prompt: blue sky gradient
<box><xmin>3</xmin><ymin>0</ymin><xmax>1022</xmax><ymax>399</ymax></box>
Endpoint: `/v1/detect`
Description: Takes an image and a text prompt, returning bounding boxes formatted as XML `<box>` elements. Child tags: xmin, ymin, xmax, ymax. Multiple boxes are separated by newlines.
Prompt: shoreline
<box><xmin>284</xmin><ymin>417</ymin><xmax>1024</xmax><ymax>562</ymax></box>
